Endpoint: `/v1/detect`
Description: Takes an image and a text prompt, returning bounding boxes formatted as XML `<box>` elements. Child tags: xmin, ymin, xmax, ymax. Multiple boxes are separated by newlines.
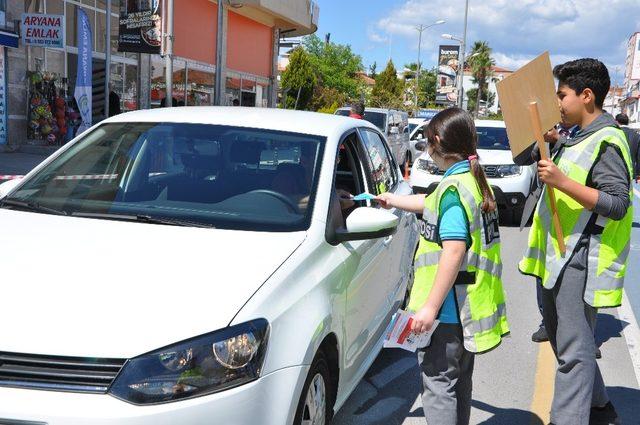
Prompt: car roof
<box><xmin>102</xmin><ymin>106</ymin><xmax>379</xmax><ymax>138</ymax></box>
<box><xmin>474</xmin><ymin>119</ymin><xmax>505</xmax><ymax>128</ymax></box>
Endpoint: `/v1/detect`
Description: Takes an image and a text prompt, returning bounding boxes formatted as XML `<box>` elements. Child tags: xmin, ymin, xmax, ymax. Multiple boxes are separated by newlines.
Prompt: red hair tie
<box><xmin>468</xmin><ymin>155</ymin><xmax>478</xmax><ymax>161</ymax></box>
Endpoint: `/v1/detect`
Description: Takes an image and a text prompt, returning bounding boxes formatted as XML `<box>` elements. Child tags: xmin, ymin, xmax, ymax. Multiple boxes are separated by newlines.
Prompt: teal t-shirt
<box><xmin>436</xmin><ymin>160</ymin><xmax>471</xmax><ymax>324</ymax></box>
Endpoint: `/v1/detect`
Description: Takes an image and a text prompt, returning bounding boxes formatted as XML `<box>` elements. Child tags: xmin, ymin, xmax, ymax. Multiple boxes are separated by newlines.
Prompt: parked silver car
<box><xmin>336</xmin><ymin>107</ymin><xmax>411</xmax><ymax>170</ymax></box>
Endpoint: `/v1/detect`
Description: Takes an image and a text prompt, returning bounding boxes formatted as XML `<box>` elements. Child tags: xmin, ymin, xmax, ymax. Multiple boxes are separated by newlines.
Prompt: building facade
<box><xmin>622</xmin><ymin>32</ymin><xmax>640</xmax><ymax>123</ymax></box>
<box><xmin>1</xmin><ymin>0</ymin><xmax>318</xmax><ymax>150</ymax></box>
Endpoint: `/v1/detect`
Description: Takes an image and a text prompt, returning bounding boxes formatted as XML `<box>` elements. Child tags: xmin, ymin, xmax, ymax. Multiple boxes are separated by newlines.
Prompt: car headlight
<box><xmin>417</xmin><ymin>159</ymin><xmax>440</xmax><ymax>174</ymax></box>
<box><xmin>109</xmin><ymin>319</ymin><xmax>269</xmax><ymax>405</ymax></box>
<box><xmin>494</xmin><ymin>164</ymin><xmax>521</xmax><ymax>177</ymax></box>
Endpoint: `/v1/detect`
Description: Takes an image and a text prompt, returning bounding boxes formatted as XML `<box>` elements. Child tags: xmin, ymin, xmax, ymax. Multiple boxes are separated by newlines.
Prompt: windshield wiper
<box><xmin>70</xmin><ymin>212</ymin><xmax>215</xmax><ymax>228</ymax></box>
<box><xmin>0</xmin><ymin>199</ymin><xmax>68</xmax><ymax>216</ymax></box>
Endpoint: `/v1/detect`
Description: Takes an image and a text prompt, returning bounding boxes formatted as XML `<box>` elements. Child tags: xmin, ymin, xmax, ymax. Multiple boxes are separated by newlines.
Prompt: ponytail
<box><xmin>468</xmin><ymin>154</ymin><xmax>496</xmax><ymax>213</ymax></box>
<box><xmin>425</xmin><ymin>108</ymin><xmax>497</xmax><ymax>212</ymax></box>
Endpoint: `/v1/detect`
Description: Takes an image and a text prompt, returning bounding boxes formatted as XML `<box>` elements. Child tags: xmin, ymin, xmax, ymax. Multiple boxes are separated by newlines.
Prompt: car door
<box><xmin>333</xmin><ymin>131</ymin><xmax>397</xmax><ymax>389</ymax></box>
<box><xmin>358</xmin><ymin>128</ymin><xmax>417</xmax><ymax>312</ymax></box>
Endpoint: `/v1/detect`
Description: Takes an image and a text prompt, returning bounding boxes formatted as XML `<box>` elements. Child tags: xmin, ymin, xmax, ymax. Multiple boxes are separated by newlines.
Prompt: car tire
<box><xmin>293</xmin><ymin>350</ymin><xmax>335</xmax><ymax>425</ymax></box>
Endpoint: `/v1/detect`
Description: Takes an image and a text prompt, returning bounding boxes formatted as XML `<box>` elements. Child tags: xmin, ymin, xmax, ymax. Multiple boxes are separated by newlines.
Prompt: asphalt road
<box><xmin>334</xmin><ymin>195</ymin><xmax>640</xmax><ymax>425</ymax></box>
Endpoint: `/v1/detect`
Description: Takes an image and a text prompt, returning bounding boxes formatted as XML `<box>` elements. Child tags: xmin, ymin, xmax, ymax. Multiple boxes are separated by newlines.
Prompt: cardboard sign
<box><xmin>496</xmin><ymin>52</ymin><xmax>561</xmax><ymax>162</ymax></box>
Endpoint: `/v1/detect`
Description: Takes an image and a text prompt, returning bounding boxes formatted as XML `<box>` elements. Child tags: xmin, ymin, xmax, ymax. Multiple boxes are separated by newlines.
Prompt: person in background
<box><xmin>615</xmin><ymin>113</ymin><xmax>640</xmax><ymax>182</ymax></box>
<box><xmin>108</xmin><ymin>89</ymin><xmax>121</xmax><ymax>117</ymax></box>
<box><xmin>349</xmin><ymin>102</ymin><xmax>365</xmax><ymax>119</ymax></box>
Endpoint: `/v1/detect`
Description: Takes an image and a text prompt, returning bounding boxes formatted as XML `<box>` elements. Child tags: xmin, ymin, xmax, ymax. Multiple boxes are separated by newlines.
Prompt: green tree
<box><xmin>467</xmin><ymin>41</ymin><xmax>495</xmax><ymax>117</ymax></box>
<box><xmin>302</xmin><ymin>34</ymin><xmax>364</xmax><ymax>101</ymax></box>
<box><xmin>369</xmin><ymin>62</ymin><xmax>378</xmax><ymax>78</ymax></box>
<box><xmin>466</xmin><ymin>88</ymin><xmax>495</xmax><ymax>115</ymax></box>
<box><xmin>280</xmin><ymin>47</ymin><xmax>316</xmax><ymax>110</ymax></box>
<box><xmin>404</xmin><ymin>63</ymin><xmax>438</xmax><ymax>108</ymax></box>
<box><xmin>310</xmin><ymin>86</ymin><xmax>348</xmax><ymax>114</ymax></box>
<box><xmin>370</xmin><ymin>60</ymin><xmax>403</xmax><ymax>108</ymax></box>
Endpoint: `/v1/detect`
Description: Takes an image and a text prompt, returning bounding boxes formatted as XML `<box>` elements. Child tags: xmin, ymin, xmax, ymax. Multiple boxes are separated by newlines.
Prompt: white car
<box><xmin>0</xmin><ymin>107</ymin><xmax>419</xmax><ymax>425</ymax></box>
<box><xmin>410</xmin><ymin>119</ymin><xmax>534</xmax><ymax>224</ymax></box>
<box><xmin>408</xmin><ymin>117</ymin><xmax>428</xmax><ymax>164</ymax></box>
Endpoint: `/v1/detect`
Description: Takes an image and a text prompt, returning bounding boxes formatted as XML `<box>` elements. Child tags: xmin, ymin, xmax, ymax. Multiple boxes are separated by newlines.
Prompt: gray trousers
<box><xmin>417</xmin><ymin>323</ymin><xmax>474</xmax><ymax>425</ymax></box>
<box><xmin>541</xmin><ymin>264</ymin><xmax>609</xmax><ymax>425</ymax></box>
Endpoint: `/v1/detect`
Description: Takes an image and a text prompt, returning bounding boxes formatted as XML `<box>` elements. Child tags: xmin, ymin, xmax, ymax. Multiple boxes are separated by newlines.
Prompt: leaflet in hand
<box><xmin>351</xmin><ymin>192</ymin><xmax>376</xmax><ymax>201</ymax></box>
<box><xmin>383</xmin><ymin>309</ymin><xmax>439</xmax><ymax>352</ymax></box>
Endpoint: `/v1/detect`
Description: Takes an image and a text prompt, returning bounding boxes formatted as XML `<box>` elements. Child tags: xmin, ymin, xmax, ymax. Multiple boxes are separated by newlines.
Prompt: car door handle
<box><xmin>383</xmin><ymin>235</ymin><xmax>393</xmax><ymax>246</ymax></box>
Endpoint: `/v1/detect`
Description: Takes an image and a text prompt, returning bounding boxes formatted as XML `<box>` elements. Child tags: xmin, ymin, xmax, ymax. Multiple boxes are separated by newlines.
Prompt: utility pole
<box><xmin>104</xmin><ymin>0</ymin><xmax>111</xmax><ymax>117</ymax></box>
<box><xmin>415</xmin><ymin>25</ymin><xmax>425</xmax><ymax>114</ymax></box>
<box><xmin>458</xmin><ymin>0</ymin><xmax>469</xmax><ymax>108</ymax></box>
<box><xmin>164</xmin><ymin>0</ymin><xmax>174</xmax><ymax>107</ymax></box>
<box><xmin>214</xmin><ymin>1</ymin><xmax>225</xmax><ymax>105</ymax></box>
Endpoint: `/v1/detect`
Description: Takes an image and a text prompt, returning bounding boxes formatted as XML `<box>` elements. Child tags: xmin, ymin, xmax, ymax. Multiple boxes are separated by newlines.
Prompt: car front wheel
<box><xmin>294</xmin><ymin>350</ymin><xmax>335</xmax><ymax>425</ymax></box>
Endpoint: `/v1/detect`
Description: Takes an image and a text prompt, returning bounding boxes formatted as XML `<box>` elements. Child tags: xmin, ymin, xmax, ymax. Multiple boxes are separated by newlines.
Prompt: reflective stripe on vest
<box><xmin>519</xmin><ymin>127</ymin><xmax>633</xmax><ymax>307</ymax></box>
<box><xmin>410</xmin><ymin>173</ymin><xmax>509</xmax><ymax>353</ymax></box>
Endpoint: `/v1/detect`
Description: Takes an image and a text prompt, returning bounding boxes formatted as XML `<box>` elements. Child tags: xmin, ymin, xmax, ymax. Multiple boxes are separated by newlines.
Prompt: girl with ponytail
<box><xmin>376</xmin><ymin>108</ymin><xmax>508</xmax><ymax>425</ymax></box>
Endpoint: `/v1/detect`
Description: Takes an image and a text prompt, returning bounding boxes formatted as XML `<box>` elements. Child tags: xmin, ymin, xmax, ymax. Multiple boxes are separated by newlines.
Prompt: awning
<box><xmin>0</xmin><ymin>30</ymin><xmax>19</xmax><ymax>48</ymax></box>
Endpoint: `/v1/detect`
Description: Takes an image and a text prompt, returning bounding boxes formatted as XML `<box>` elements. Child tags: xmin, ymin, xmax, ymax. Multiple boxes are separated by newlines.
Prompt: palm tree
<box><xmin>467</xmin><ymin>41</ymin><xmax>495</xmax><ymax>117</ymax></box>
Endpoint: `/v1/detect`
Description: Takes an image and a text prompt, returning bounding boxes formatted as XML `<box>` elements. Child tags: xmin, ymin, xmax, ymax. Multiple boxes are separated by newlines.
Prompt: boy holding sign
<box><xmin>519</xmin><ymin>59</ymin><xmax>631</xmax><ymax>425</ymax></box>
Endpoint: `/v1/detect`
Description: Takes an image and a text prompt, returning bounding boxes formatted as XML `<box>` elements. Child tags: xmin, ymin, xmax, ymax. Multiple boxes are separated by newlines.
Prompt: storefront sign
<box><xmin>0</xmin><ymin>48</ymin><xmax>6</xmax><ymax>145</ymax></box>
<box><xmin>21</xmin><ymin>13</ymin><xmax>65</xmax><ymax>48</ymax></box>
<box><xmin>74</xmin><ymin>8</ymin><xmax>92</xmax><ymax>135</ymax></box>
<box><xmin>118</xmin><ymin>0</ymin><xmax>162</xmax><ymax>54</ymax></box>
<box><xmin>436</xmin><ymin>45</ymin><xmax>460</xmax><ymax>105</ymax></box>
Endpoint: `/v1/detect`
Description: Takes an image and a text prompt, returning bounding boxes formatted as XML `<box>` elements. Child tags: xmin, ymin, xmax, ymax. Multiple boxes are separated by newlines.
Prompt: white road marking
<box><xmin>619</xmin><ymin>290</ymin><xmax>640</xmax><ymax>387</ymax></box>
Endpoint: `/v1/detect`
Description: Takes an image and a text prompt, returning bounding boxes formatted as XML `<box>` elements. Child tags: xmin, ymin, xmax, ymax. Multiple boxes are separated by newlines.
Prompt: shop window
<box><xmin>82</xmin><ymin>0</ymin><xmax>96</xmax><ymax>6</ymax></box>
<box><xmin>241</xmin><ymin>76</ymin><xmax>256</xmax><ymax>107</ymax></box>
<box><xmin>186</xmin><ymin>66</ymin><xmax>214</xmax><ymax>106</ymax></box>
<box><xmin>124</xmin><ymin>64</ymin><xmax>137</xmax><ymax>111</ymax></box>
<box><xmin>96</xmin><ymin>11</ymin><xmax>107</xmax><ymax>53</ymax></box>
<box><xmin>110</xmin><ymin>61</ymin><xmax>124</xmax><ymax>113</ymax></box>
<box><xmin>45</xmin><ymin>49</ymin><xmax>64</xmax><ymax>76</ymax></box>
<box><xmin>150</xmin><ymin>56</ymin><xmax>165</xmax><ymax>107</ymax></box>
<box><xmin>28</xmin><ymin>47</ymin><xmax>45</xmax><ymax>72</ymax></box>
<box><xmin>257</xmin><ymin>80</ymin><xmax>269</xmax><ymax>108</ymax></box>
<box><xmin>225</xmin><ymin>75</ymin><xmax>241</xmax><ymax>106</ymax></box>
<box><xmin>47</xmin><ymin>0</ymin><xmax>64</xmax><ymax>15</ymax></box>
<box><xmin>26</xmin><ymin>0</ymin><xmax>44</xmax><ymax>13</ymax></box>
<box><xmin>172</xmin><ymin>60</ymin><xmax>186</xmax><ymax>106</ymax></box>
<box><xmin>110</xmin><ymin>15</ymin><xmax>118</xmax><ymax>54</ymax></box>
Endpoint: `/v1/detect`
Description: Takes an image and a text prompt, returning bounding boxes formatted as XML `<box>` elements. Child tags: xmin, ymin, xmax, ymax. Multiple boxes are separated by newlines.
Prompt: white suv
<box><xmin>410</xmin><ymin>119</ymin><xmax>534</xmax><ymax>224</ymax></box>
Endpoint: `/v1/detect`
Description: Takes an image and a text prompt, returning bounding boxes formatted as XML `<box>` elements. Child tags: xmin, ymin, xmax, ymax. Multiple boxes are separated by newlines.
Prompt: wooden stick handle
<box><xmin>528</xmin><ymin>102</ymin><xmax>566</xmax><ymax>255</ymax></box>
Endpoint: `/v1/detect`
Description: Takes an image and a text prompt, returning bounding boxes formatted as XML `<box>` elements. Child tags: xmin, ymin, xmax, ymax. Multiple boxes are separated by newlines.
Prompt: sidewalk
<box><xmin>0</xmin><ymin>151</ymin><xmax>50</xmax><ymax>178</ymax></box>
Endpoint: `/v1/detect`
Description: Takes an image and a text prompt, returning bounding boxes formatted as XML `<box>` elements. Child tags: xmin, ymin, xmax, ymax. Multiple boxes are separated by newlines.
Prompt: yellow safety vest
<box><xmin>519</xmin><ymin>126</ymin><xmax>633</xmax><ymax>308</ymax></box>
<box><xmin>409</xmin><ymin>172</ymin><xmax>509</xmax><ymax>353</ymax></box>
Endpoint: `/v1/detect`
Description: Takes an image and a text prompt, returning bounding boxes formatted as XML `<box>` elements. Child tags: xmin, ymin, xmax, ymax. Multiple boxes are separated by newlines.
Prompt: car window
<box><xmin>362</xmin><ymin>111</ymin><xmax>386</xmax><ymax>132</ymax></box>
<box><xmin>335</xmin><ymin>109</ymin><xmax>349</xmax><ymax>117</ymax></box>
<box><xmin>411</xmin><ymin>125</ymin><xmax>426</xmax><ymax>141</ymax></box>
<box><xmin>476</xmin><ymin>126</ymin><xmax>510</xmax><ymax>150</ymax></box>
<box><xmin>359</xmin><ymin>129</ymin><xmax>397</xmax><ymax>195</ymax></box>
<box><xmin>4</xmin><ymin>123</ymin><xmax>325</xmax><ymax>231</ymax></box>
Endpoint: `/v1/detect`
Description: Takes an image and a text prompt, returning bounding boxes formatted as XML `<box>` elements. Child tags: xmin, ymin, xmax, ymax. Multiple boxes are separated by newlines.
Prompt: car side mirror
<box><xmin>333</xmin><ymin>207</ymin><xmax>398</xmax><ymax>243</ymax></box>
<box><xmin>389</xmin><ymin>126</ymin><xmax>399</xmax><ymax>135</ymax></box>
<box><xmin>0</xmin><ymin>178</ymin><xmax>23</xmax><ymax>200</ymax></box>
<box><xmin>415</xmin><ymin>141</ymin><xmax>427</xmax><ymax>151</ymax></box>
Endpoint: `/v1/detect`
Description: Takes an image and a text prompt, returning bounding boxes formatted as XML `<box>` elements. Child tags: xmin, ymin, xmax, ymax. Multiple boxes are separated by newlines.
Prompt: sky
<box><xmin>314</xmin><ymin>0</ymin><xmax>640</xmax><ymax>86</ymax></box>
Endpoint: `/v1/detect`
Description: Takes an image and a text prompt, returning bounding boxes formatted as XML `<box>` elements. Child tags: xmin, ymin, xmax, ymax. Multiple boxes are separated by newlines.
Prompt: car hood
<box><xmin>0</xmin><ymin>210</ymin><xmax>305</xmax><ymax>358</ymax></box>
<box><xmin>415</xmin><ymin>149</ymin><xmax>515</xmax><ymax>165</ymax></box>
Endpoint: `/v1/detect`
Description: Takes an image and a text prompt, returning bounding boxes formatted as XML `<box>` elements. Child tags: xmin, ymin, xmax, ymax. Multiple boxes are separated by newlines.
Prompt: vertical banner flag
<box><xmin>74</xmin><ymin>7</ymin><xmax>92</xmax><ymax>135</ymax></box>
<box><xmin>436</xmin><ymin>45</ymin><xmax>460</xmax><ymax>105</ymax></box>
<box><xmin>0</xmin><ymin>48</ymin><xmax>6</xmax><ymax>145</ymax></box>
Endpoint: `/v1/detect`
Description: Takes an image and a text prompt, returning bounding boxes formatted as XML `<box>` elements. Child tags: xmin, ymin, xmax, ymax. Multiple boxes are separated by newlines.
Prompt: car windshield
<box><xmin>2</xmin><ymin>122</ymin><xmax>325</xmax><ymax>231</ymax></box>
<box><xmin>408</xmin><ymin>123</ymin><xmax>418</xmax><ymax>133</ymax></box>
<box><xmin>476</xmin><ymin>126</ymin><xmax>510</xmax><ymax>150</ymax></box>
